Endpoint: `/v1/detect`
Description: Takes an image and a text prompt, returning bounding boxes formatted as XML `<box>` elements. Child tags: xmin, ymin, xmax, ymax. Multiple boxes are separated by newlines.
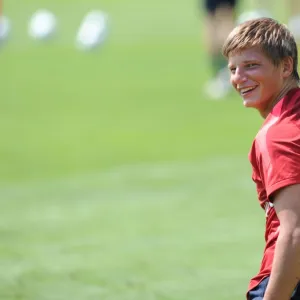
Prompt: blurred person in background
<box><xmin>201</xmin><ymin>0</ymin><xmax>237</xmax><ymax>99</ymax></box>
<box><xmin>236</xmin><ymin>0</ymin><xmax>271</xmax><ymax>25</ymax></box>
<box><xmin>287</xmin><ymin>0</ymin><xmax>300</xmax><ymax>43</ymax></box>
<box><xmin>237</xmin><ymin>0</ymin><xmax>300</xmax><ymax>42</ymax></box>
<box><xmin>223</xmin><ymin>17</ymin><xmax>300</xmax><ymax>300</ymax></box>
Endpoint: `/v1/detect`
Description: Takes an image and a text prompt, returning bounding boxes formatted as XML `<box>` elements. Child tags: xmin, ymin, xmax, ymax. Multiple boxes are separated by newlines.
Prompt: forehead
<box><xmin>228</xmin><ymin>46</ymin><xmax>269</xmax><ymax>65</ymax></box>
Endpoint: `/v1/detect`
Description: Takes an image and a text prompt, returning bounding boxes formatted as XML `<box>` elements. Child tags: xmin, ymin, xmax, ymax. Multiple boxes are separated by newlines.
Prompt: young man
<box><xmin>222</xmin><ymin>18</ymin><xmax>300</xmax><ymax>299</ymax></box>
<box><xmin>201</xmin><ymin>0</ymin><xmax>237</xmax><ymax>99</ymax></box>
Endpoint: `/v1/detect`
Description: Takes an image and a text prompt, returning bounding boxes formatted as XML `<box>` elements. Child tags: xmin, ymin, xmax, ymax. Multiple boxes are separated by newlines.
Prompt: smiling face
<box><xmin>228</xmin><ymin>46</ymin><xmax>286</xmax><ymax>114</ymax></box>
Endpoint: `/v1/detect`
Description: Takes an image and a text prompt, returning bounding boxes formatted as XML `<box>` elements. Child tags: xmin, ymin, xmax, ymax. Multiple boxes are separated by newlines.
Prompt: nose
<box><xmin>231</xmin><ymin>67</ymin><xmax>247</xmax><ymax>86</ymax></box>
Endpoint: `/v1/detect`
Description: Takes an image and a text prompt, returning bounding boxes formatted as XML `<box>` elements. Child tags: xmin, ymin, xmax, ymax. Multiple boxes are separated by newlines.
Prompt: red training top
<box><xmin>248</xmin><ymin>88</ymin><xmax>300</xmax><ymax>292</ymax></box>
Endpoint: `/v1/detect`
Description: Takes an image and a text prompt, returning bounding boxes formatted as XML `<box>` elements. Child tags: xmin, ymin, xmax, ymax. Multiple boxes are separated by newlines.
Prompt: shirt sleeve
<box><xmin>264</xmin><ymin>123</ymin><xmax>300</xmax><ymax>199</ymax></box>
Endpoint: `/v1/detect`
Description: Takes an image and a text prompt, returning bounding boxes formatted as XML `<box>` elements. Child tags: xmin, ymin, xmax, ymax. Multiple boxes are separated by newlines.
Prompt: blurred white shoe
<box><xmin>0</xmin><ymin>16</ymin><xmax>11</xmax><ymax>44</ymax></box>
<box><xmin>236</xmin><ymin>9</ymin><xmax>271</xmax><ymax>25</ymax></box>
<box><xmin>28</xmin><ymin>9</ymin><xmax>57</xmax><ymax>40</ymax></box>
<box><xmin>204</xmin><ymin>68</ymin><xmax>232</xmax><ymax>100</ymax></box>
<box><xmin>76</xmin><ymin>10</ymin><xmax>109</xmax><ymax>51</ymax></box>
<box><xmin>204</xmin><ymin>77</ymin><xmax>231</xmax><ymax>100</ymax></box>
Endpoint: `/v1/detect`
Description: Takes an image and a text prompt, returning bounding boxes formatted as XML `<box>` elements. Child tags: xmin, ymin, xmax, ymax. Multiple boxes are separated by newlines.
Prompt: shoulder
<box><xmin>249</xmin><ymin>118</ymin><xmax>300</xmax><ymax>170</ymax></box>
<box><xmin>262</xmin><ymin>122</ymin><xmax>300</xmax><ymax>198</ymax></box>
<box><xmin>263</xmin><ymin>121</ymin><xmax>300</xmax><ymax>164</ymax></box>
<box><xmin>267</xmin><ymin>118</ymin><xmax>300</xmax><ymax>142</ymax></box>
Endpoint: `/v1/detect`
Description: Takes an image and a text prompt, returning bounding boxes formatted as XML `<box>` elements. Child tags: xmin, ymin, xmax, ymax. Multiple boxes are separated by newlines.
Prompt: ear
<box><xmin>282</xmin><ymin>56</ymin><xmax>294</xmax><ymax>78</ymax></box>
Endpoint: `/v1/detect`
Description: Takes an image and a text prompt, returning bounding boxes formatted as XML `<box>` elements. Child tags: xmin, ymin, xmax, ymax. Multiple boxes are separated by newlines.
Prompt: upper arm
<box><xmin>264</xmin><ymin>123</ymin><xmax>300</xmax><ymax>228</ymax></box>
<box><xmin>264</xmin><ymin>123</ymin><xmax>300</xmax><ymax>199</ymax></box>
<box><xmin>273</xmin><ymin>184</ymin><xmax>300</xmax><ymax>230</ymax></box>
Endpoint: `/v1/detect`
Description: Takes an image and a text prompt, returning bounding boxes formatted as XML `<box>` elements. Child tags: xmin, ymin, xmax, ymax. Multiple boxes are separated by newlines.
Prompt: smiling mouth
<box><xmin>240</xmin><ymin>86</ymin><xmax>257</xmax><ymax>96</ymax></box>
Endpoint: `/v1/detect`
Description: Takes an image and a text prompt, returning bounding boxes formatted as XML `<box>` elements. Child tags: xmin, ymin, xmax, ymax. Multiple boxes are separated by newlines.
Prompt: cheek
<box><xmin>230</xmin><ymin>77</ymin><xmax>234</xmax><ymax>86</ymax></box>
<box><xmin>262</xmin><ymin>75</ymin><xmax>281</xmax><ymax>90</ymax></box>
<box><xmin>249</xmin><ymin>69</ymin><xmax>265</xmax><ymax>82</ymax></box>
<box><xmin>229</xmin><ymin>75</ymin><xmax>237</xmax><ymax>88</ymax></box>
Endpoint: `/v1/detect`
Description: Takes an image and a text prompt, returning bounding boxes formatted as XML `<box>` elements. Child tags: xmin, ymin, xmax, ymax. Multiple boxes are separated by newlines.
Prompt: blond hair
<box><xmin>222</xmin><ymin>17</ymin><xmax>299</xmax><ymax>80</ymax></box>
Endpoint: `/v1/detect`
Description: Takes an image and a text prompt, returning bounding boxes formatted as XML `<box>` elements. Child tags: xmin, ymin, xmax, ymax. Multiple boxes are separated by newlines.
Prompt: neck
<box><xmin>260</xmin><ymin>80</ymin><xmax>299</xmax><ymax>118</ymax></box>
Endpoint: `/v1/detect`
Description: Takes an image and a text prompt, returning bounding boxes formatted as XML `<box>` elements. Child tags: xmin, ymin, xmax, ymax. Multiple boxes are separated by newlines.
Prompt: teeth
<box><xmin>241</xmin><ymin>86</ymin><xmax>255</xmax><ymax>93</ymax></box>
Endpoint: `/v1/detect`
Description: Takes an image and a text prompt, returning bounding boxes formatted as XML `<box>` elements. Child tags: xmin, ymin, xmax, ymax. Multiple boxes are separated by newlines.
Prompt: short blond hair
<box><xmin>222</xmin><ymin>17</ymin><xmax>299</xmax><ymax>80</ymax></box>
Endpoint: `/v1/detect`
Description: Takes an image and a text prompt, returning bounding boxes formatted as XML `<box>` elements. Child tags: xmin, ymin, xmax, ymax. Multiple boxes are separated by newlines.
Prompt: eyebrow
<box><xmin>243</xmin><ymin>59</ymin><xmax>259</xmax><ymax>63</ymax></box>
<box><xmin>228</xmin><ymin>59</ymin><xmax>259</xmax><ymax>67</ymax></box>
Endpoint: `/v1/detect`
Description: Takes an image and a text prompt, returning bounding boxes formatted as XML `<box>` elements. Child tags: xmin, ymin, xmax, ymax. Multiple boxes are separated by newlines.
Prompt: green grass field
<box><xmin>0</xmin><ymin>0</ymin><xmax>270</xmax><ymax>299</ymax></box>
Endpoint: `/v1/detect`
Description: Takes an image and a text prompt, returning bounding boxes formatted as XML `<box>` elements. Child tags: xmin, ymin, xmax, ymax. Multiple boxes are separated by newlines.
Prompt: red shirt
<box><xmin>248</xmin><ymin>88</ymin><xmax>300</xmax><ymax>292</ymax></box>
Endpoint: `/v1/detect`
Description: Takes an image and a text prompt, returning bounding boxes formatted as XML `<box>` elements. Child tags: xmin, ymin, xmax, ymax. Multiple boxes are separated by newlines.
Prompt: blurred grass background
<box><xmin>0</xmin><ymin>0</ymin><xmax>277</xmax><ymax>299</ymax></box>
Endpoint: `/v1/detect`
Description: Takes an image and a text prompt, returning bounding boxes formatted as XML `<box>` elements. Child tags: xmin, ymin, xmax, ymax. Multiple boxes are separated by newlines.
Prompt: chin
<box><xmin>242</xmin><ymin>97</ymin><xmax>260</xmax><ymax>109</ymax></box>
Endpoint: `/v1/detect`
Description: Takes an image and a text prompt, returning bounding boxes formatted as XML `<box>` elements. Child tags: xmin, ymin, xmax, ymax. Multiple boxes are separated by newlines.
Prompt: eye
<box><xmin>246</xmin><ymin>63</ymin><xmax>258</xmax><ymax>68</ymax></box>
<box><xmin>229</xmin><ymin>67</ymin><xmax>236</xmax><ymax>74</ymax></box>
